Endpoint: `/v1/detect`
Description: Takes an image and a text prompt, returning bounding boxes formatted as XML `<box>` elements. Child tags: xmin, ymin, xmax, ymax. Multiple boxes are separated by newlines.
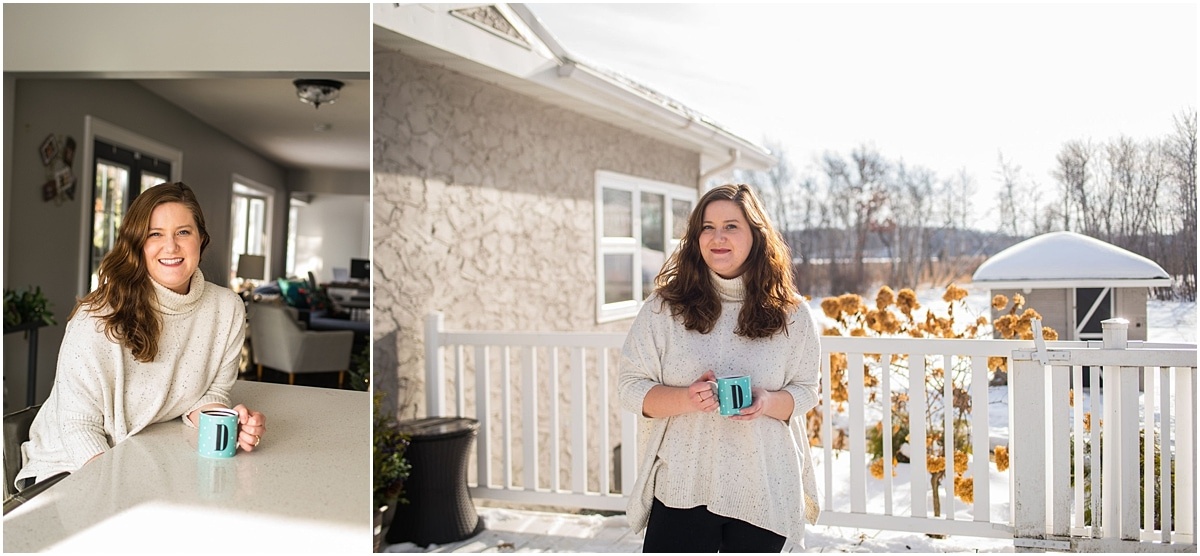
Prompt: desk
<box><xmin>323</xmin><ymin>282</ymin><xmax>369</xmax><ymax>300</ymax></box>
<box><xmin>3</xmin><ymin>381</ymin><xmax>370</xmax><ymax>552</ymax></box>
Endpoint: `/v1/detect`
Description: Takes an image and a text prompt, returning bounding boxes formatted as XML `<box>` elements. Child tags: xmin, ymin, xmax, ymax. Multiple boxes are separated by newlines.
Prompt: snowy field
<box><xmin>384</xmin><ymin>287</ymin><xmax>1195</xmax><ymax>553</ymax></box>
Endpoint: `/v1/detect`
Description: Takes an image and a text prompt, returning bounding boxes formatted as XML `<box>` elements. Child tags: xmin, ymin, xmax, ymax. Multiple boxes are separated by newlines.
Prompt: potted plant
<box><xmin>373</xmin><ymin>391</ymin><xmax>410</xmax><ymax>550</ymax></box>
<box><xmin>4</xmin><ymin>286</ymin><xmax>56</xmax><ymax>332</ymax></box>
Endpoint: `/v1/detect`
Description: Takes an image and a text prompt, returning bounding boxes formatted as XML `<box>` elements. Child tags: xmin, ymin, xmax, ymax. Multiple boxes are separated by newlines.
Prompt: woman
<box><xmin>618</xmin><ymin>183</ymin><xmax>820</xmax><ymax>552</ymax></box>
<box><xmin>15</xmin><ymin>182</ymin><xmax>266</xmax><ymax>490</ymax></box>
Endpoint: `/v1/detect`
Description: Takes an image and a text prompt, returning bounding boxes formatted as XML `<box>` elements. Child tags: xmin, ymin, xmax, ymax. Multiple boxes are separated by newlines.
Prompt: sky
<box><xmin>526</xmin><ymin>2</ymin><xmax>1198</xmax><ymax>231</ymax></box>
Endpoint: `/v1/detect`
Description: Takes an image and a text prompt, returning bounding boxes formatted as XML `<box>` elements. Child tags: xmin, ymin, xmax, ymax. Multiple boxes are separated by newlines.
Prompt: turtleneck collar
<box><xmin>151</xmin><ymin>268</ymin><xmax>206</xmax><ymax>316</ymax></box>
<box><xmin>710</xmin><ymin>270</ymin><xmax>745</xmax><ymax>302</ymax></box>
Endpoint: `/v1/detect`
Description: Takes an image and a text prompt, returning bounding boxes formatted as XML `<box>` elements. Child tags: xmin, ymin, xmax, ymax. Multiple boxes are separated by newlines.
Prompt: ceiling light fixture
<box><xmin>293</xmin><ymin>79</ymin><xmax>343</xmax><ymax>109</ymax></box>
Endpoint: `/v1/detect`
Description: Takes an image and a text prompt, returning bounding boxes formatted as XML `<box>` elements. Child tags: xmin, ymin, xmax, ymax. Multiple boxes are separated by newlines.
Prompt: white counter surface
<box><xmin>3</xmin><ymin>380</ymin><xmax>371</xmax><ymax>553</ymax></box>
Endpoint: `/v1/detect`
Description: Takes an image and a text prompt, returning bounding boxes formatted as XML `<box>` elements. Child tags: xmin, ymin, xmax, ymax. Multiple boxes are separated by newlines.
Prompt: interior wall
<box><xmin>292</xmin><ymin>194</ymin><xmax>370</xmax><ymax>284</ymax></box>
<box><xmin>2</xmin><ymin>78</ymin><xmax>286</xmax><ymax>413</ymax></box>
<box><xmin>3</xmin><ymin>4</ymin><xmax>369</xmax><ymax>75</ymax></box>
<box><xmin>3</xmin><ymin>76</ymin><xmax>14</xmax><ymax>283</ymax></box>
<box><xmin>288</xmin><ymin>168</ymin><xmax>369</xmax><ymax>196</ymax></box>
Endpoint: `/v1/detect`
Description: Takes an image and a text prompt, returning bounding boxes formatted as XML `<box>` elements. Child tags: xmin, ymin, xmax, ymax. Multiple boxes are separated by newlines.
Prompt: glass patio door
<box><xmin>89</xmin><ymin>140</ymin><xmax>171</xmax><ymax>292</ymax></box>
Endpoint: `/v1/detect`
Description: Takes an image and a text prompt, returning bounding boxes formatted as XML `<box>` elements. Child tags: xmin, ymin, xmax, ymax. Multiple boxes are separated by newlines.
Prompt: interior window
<box><xmin>89</xmin><ymin>140</ymin><xmax>171</xmax><ymax>292</ymax></box>
<box><xmin>230</xmin><ymin>179</ymin><xmax>273</xmax><ymax>288</ymax></box>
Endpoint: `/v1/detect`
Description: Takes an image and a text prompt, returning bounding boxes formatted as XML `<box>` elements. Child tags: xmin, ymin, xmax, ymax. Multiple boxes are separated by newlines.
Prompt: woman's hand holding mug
<box><xmin>688</xmin><ymin>370</ymin><xmax>720</xmax><ymax>413</ymax></box>
<box><xmin>232</xmin><ymin>404</ymin><xmax>266</xmax><ymax>452</ymax></box>
<box><xmin>729</xmin><ymin>387</ymin><xmax>770</xmax><ymax>421</ymax></box>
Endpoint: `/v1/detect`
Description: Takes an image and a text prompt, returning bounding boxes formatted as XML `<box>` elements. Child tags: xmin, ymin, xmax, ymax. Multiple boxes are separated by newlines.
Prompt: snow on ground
<box><xmin>1147</xmin><ymin>298</ymin><xmax>1197</xmax><ymax>343</ymax></box>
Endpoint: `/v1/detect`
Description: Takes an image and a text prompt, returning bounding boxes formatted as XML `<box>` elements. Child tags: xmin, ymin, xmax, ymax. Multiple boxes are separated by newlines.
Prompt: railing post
<box><xmin>1101</xmin><ymin>317</ymin><xmax>1129</xmax><ymax>350</ymax></box>
<box><xmin>1101</xmin><ymin>318</ymin><xmax>1139</xmax><ymax>540</ymax></box>
<box><xmin>424</xmin><ymin>312</ymin><xmax>446</xmax><ymax>418</ymax></box>
<box><xmin>1011</xmin><ymin>348</ymin><xmax>1048</xmax><ymax>542</ymax></box>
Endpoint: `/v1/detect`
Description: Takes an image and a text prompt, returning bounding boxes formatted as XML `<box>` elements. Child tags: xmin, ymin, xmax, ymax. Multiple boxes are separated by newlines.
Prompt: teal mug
<box><xmin>198</xmin><ymin>408</ymin><xmax>239</xmax><ymax>458</ymax></box>
<box><xmin>710</xmin><ymin>375</ymin><xmax>752</xmax><ymax>416</ymax></box>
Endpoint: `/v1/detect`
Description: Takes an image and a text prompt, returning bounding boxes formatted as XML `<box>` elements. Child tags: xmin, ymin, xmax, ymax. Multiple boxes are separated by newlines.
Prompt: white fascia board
<box><xmin>372</xmin><ymin>4</ymin><xmax>559</xmax><ymax>80</ymax></box>
<box><xmin>973</xmin><ymin>278</ymin><xmax>1173</xmax><ymax>290</ymax></box>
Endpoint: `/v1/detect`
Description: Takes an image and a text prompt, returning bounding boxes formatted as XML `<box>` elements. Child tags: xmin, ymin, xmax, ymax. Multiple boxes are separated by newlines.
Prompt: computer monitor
<box><xmin>350</xmin><ymin>258</ymin><xmax>370</xmax><ymax>281</ymax></box>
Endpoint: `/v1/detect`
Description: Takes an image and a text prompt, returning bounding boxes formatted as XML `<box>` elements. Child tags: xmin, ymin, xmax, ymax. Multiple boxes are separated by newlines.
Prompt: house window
<box><xmin>229</xmin><ymin>177</ymin><xmax>273</xmax><ymax>288</ymax></box>
<box><xmin>595</xmin><ymin>171</ymin><xmax>695</xmax><ymax>322</ymax></box>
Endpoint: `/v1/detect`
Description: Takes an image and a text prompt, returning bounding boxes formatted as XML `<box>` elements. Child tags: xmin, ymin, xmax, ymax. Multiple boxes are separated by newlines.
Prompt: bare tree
<box><xmin>732</xmin><ymin>142</ymin><xmax>833</xmax><ymax>294</ymax></box>
<box><xmin>734</xmin><ymin>138</ymin><xmax>796</xmax><ymax>233</ymax></box>
<box><xmin>1166</xmin><ymin>108</ymin><xmax>1197</xmax><ymax>299</ymax></box>
<box><xmin>881</xmin><ymin>161</ymin><xmax>937</xmax><ymax>287</ymax></box>
<box><xmin>1029</xmin><ymin>179</ymin><xmax>1055</xmax><ymax>235</ymax></box>
<box><xmin>822</xmin><ymin>145</ymin><xmax>889</xmax><ymax>294</ymax></box>
<box><xmin>995</xmin><ymin>151</ymin><xmax>1024</xmax><ymax>236</ymax></box>
<box><xmin>793</xmin><ymin>175</ymin><xmax>822</xmax><ymax>294</ymax></box>
<box><xmin>996</xmin><ymin>151</ymin><xmax>1053</xmax><ymax>236</ymax></box>
<box><xmin>932</xmin><ymin>168</ymin><xmax>981</xmax><ymax>285</ymax></box>
<box><xmin>1137</xmin><ymin>139</ymin><xmax>1170</xmax><ymax>261</ymax></box>
<box><xmin>1045</xmin><ymin>110</ymin><xmax>1195</xmax><ymax>300</ymax></box>
<box><xmin>1052</xmin><ymin>140</ymin><xmax>1096</xmax><ymax>233</ymax></box>
<box><xmin>1102</xmin><ymin>135</ymin><xmax>1143</xmax><ymax>244</ymax></box>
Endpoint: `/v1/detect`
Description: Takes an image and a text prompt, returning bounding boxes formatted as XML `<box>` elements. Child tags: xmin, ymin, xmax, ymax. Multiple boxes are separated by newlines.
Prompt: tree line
<box><xmin>732</xmin><ymin>109</ymin><xmax>1196</xmax><ymax>301</ymax></box>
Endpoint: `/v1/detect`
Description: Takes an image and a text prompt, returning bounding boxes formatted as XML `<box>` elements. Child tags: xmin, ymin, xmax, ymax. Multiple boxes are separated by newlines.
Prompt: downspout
<box><xmin>699</xmin><ymin>148</ymin><xmax>740</xmax><ymax>189</ymax></box>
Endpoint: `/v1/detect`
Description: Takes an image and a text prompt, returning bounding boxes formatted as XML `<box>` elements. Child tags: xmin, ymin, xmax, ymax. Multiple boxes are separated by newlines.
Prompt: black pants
<box><xmin>642</xmin><ymin>497</ymin><xmax>787</xmax><ymax>553</ymax></box>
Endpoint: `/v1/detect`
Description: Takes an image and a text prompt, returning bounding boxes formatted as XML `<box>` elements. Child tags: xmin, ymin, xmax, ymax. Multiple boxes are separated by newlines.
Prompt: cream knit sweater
<box><xmin>618</xmin><ymin>271</ymin><xmax>821</xmax><ymax>544</ymax></box>
<box><xmin>16</xmin><ymin>269</ymin><xmax>245</xmax><ymax>486</ymax></box>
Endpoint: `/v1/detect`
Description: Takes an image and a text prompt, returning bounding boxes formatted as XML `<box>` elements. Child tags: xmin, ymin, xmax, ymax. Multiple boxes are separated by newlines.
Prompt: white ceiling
<box><xmin>136</xmin><ymin>77</ymin><xmax>370</xmax><ymax>173</ymax></box>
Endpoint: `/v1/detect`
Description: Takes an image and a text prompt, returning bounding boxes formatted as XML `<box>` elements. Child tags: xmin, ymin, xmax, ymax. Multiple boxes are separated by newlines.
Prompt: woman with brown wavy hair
<box><xmin>618</xmin><ymin>183</ymin><xmax>821</xmax><ymax>552</ymax></box>
<box><xmin>15</xmin><ymin>182</ymin><xmax>266</xmax><ymax>490</ymax></box>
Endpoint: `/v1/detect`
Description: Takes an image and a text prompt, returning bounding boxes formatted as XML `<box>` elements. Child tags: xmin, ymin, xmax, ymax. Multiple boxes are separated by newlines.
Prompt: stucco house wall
<box><xmin>373</xmin><ymin>50</ymin><xmax>701</xmax><ymax>488</ymax></box>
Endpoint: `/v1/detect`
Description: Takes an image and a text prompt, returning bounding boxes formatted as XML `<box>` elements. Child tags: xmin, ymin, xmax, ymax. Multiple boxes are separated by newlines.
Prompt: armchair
<box><xmin>247</xmin><ymin>302</ymin><xmax>355</xmax><ymax>388</ymax></box>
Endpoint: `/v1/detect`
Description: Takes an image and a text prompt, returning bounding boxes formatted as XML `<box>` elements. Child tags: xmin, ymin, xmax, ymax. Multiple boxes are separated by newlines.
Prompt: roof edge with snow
<box><xmin>972</xmin><ymin>278</ymin><xmax>1172</xmax><ymax>290</ymax></box>
<box><xmin>973</xmin><ymin>231</ymin><xmax>1170</xmax><ymax>287</ymax></box>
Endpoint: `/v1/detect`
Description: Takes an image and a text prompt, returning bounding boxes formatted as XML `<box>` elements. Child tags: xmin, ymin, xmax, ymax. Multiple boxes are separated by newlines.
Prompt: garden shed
<box><xmin>972</xmin><ymin>231</ymin><xmax>1171</xmax><ymax>342</ymax></box>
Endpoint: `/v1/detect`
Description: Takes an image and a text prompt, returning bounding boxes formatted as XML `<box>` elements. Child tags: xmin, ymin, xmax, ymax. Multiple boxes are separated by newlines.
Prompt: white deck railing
<box><xmin>424</xmin><ymin>313</ymin><xmax>632</xmax><ymax>511</ymax></box>
<box><xmin>1011</xmin><ymin>319</ymin><xmax>1196</xmax><ymax>551</ymax></box>
<box><xmin>424</xmin><ymin>312</ymin><xmax>1196</xmax><ymax>550</ymax></box>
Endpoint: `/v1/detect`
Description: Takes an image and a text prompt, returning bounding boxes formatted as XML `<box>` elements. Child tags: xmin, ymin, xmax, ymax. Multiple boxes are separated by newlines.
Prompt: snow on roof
<box><xmin>972</xmin><ymin>231</ymin><xmax>1171</xmax><ymax>289</ymax></box>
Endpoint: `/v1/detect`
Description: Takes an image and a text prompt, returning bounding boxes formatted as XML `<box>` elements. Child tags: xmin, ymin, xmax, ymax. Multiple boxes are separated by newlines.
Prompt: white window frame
<box><xmin>230</xmin><ymin>175</ymin><xmax>275</xmax><ymax>287</ymax></box>
<box><xmin>594</xmin><ymin>170</ymin><xmax>696</xmax><ymax>323</ymax></box>
<box><xmin>286</xmin><ymin>198</ymin><xmax>304</xmax><ymax>277</ymax></box>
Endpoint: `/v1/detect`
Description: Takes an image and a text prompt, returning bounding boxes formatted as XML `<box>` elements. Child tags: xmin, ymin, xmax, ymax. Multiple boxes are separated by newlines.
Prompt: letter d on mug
<box><xmin>712</xmin><ymin>375</ymin><xmax>753</xmax><ymax>416</ymax></box>
<box><xmin>198</xmin><ymin>408</ymin><xmax>239</xmax><ymax>458</ymax></box>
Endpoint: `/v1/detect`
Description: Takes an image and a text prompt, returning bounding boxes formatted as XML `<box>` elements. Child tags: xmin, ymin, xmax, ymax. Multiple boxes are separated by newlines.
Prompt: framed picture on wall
<box><xmin>39</xmin><ymin>134</ymin><xmax>58</xmax><ymax>166</ymax></box>
<box><xmin>55</xmin><ymin>166</ymin><xmax>75</xmax><ymax>200</ymax></box>
<box><xmin>62</xmin><ymin>136</ymin><xmax>77</xmax><ymax>166</ymax></box>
